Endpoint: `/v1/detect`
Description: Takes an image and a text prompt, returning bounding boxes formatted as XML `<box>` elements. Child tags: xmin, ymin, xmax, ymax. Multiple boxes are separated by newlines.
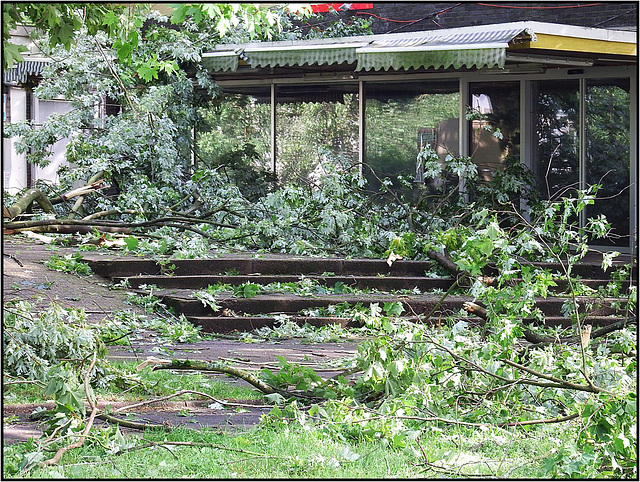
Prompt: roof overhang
<box><xmin>201</xmin><ymin>21</ymin><xmax>636</xmax><ymax>77</ymax></box>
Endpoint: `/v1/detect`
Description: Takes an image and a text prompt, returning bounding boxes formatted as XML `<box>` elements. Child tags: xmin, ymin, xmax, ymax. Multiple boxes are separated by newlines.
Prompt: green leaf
<box><xmin>116</xmin><ymin>41</ymin><xmax>134</xmax><ymax>63</ymax></box>
<box><xmin>137</xmin><ymin>63</ymin><xmax>158</xmax><ymax>82</ymax></box>
<box><xmin>124</xmin><ymin>236</ymin><xmax>139</xmax><ymax>251</ymax></box>
<box><xmin>383</xmin><ymin>301</ymin><xmax>404</xmax><ymax>316</ymax></box>
<box><xmin>477</xmin><ymin>238</ymin><xmax>494</xmax><ymax>256</ymax></box>
<box><xmin>3</xmin><ymin>41</ymin><xmax>28</xmax><ymax>69</ymax></box>
<box><xmin>234</xmin><ymin>283</ymin><xmax>261</xmax><ymax>298</ymax></box>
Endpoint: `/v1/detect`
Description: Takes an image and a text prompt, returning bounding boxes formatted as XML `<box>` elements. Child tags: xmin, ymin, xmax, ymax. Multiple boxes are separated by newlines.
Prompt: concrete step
<box><xmin>85</xmin><ymin>254</ymin><xmax>633</xmax><ymax>280</ymax></box>
<box><xmin>187</xmin><ymin>314</ymin><xmax>627</xmax><ymax>334</ymax></box>
<box><xmin>84</xmin><ymin>252</ymin><xmax>634</xmax><ymax>334</ymax></box>
<box><xmin>85</xmin><ymin>255</ymin><xmax>439</xmax><ymax>278</ymax></box>
<box><xmin>150</xmin><ymin>289</ymin><xmax>629</xmax><ymax>319</ymax></box>
<box><xmin>116</xmin><ymin>274</ymin><xmax>454</xmax><ymax>291</ymax></box>
<box><xmin>115</xmin><ymin>274</ymin><xmax>631</xmax><ymax>294</ymax></box>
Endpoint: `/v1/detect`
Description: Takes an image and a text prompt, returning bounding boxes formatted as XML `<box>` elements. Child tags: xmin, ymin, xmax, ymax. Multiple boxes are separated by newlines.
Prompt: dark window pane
<box><xmin>585</xmin><ymin>78</ymin><xmax>631</xmax><ymax>247</ymax></box>
<box><xmin>276</xmin><ymin>84</ymin><xmax>359</xmax><ymax>184</ymax></box>
<box><xmin>534</xmin><ymin>80</ymin><xmax>580</xmax><ymax>200</ymax></box>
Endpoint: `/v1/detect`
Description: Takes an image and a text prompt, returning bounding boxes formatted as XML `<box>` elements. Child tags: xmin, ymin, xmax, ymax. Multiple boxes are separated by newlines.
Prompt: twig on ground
<box><xmin>39</xmin><ymin>351</ymin><xmax>99</xmax><ymax>468</ymax></box>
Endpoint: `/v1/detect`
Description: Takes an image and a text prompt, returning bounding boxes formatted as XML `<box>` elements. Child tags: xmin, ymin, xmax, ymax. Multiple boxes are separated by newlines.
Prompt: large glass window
<box><xmin>364</xmin><ymin>80</ymin><xmax>459</xmax><ymax>191</ymax></box>
<box><xmin>585</xmin><ymin>78</ymin><xmax>631</xmax><ymax>247</ymax></box>
<box><xmin>197</xmin><ymin>89</ymin><xmax>272</xmax><ymax>199</ymax></box>
<box><xmin>469</xmin><ymin>82</ymin><xmax>520</xmax><ymax>182</ymax></box>
<box><xmin>276</xmin><ymin>84</ymin><xmax>359</xmax><ymax>184</ymax></box>
<box><xmin>534</xmin><ymin>80</ymin><xmax>580</xmax><ymax>200</ymax></box>
<box><xmin>533</xmin><ymin>78</ymin><xmax>631</xmax><ymax>248</ymax></box>
<box><xmin>198</xmin><ymin>91</ymin><xmax>271</xmax><ymax>170</ymax></box>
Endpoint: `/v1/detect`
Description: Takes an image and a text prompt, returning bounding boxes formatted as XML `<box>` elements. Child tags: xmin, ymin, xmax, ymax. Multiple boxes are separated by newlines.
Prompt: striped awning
<box><xmin>241</xmin><ymin>43</ymin><xmax>368</xmax><ymax>68</ymax></box>
<box><xmin>201</xmin><ymin>51</ymin><xmax>240</xmax><ymax>72</ymax></box>
<box><xmin>355</xmin><ymin>28</ymin><xmax>534</xmax><ymax>71</ymax></box>
<box><xmin>202</xmin><ymin>26</ymin><xmax>537</xmax><ymax>73</ymax></box>
<box><xmin>3</xmin><ymin>60</ymin><xmax>48</xmax><ymax>84</ymax></box>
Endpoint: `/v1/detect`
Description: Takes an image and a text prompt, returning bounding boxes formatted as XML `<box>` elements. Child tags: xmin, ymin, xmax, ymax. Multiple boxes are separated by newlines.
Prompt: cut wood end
<box><xmin>580</xmin><ymin>324</ymin><xmax>592</xmax><ymax>348</ymax></box>
<box><xmin>463</xmin><ymin>301</ymin><xmax>478</xmax><ymax>313</ymax></box>
<box><xmin>386</xmin><ymin>251</ymin><xmax>403</xmax><ymax>267</ymax></box>
<box><xmin>137</xmin><ymin>356</ymin><xmax>172</xmax><ymax>371</ymax></box>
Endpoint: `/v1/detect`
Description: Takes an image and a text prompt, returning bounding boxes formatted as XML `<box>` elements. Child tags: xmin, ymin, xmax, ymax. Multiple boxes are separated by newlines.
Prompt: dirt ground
<box><xmin>2</xmin><ymin>234</ymin><xmax>358</xmax><ymax>444</ymax></box>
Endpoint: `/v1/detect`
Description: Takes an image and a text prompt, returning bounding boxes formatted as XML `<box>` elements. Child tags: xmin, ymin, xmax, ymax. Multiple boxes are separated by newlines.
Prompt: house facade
<box><xmin>200</xmin><ymin>20</ymin><xmax>637</xmax><ymax>252</ymax></box>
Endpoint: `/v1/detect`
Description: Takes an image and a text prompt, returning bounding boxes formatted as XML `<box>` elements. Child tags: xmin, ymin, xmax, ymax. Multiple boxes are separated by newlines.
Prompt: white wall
<box><xmin>3</xmin><ymin>87</ymin><xmax>29</xmax><ymax>194</ymax></box>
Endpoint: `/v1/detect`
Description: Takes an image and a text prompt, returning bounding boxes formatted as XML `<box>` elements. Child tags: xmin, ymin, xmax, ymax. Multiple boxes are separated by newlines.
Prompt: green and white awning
<box><xmin>202</xmin><ymin>25</ymin><xmax>537</xmax><ymax>73</ymax></box>
<box><xmin>355</xmin><ymin>28</ymin><xmax>533</xmax><ymax>71</ymax></box>
<box><xmin>201</xmin><ymin>51</ymin><xmax>240</xmax><ymax>72</ymax></box>
<box><xmin>242</xmin><ymin>43</ymin><xmax>368</xmax><ymax>68</ymax></box>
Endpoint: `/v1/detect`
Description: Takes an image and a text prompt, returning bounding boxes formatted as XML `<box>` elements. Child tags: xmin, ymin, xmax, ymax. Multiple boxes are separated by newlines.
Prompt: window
<box><xmin>584</xmin><ymin>78</ymin><xmax>631</xmax><ymax>247</ymax></box>
<box><xmin>364</xmin><ymin>80</ymin><xmax>459</xmax><ymax>191</ymax></box>
<box><xmin>534</xmin><ymin>80</ymin><xmax>580</xmax><ymax>200</ymax></box>
<box><xmin>469</xmin><ymin>82</ymin><xmax>520</xmax><ymax>182</ymax></box>
<box><xmin>533</xmin><ymin>78</ymin><xmax>632</xmax><ymax>249</ymax></box>
<box><xmin>276</xmin><ymin>84</ymin><xmax>359</xmax><ymax>184</ymax></box>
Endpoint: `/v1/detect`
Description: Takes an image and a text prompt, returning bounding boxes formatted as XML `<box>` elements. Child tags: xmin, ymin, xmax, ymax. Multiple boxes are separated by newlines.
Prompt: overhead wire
<box><xmin>474</xmin><ymin>3</ymin><xmax>604</xmax><ymax>9</ymax></box>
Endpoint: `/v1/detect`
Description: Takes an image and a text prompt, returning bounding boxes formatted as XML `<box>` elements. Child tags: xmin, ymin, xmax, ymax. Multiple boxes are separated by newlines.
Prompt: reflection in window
<box><xmin>534</xmin><ymin>80</ymin><xmax>580</xmax><ymax>200</ymax></box>
<box><xmin>197</xmin><ymin>92</ymin><xmax>272</xmax><ymax>199</ymax></box>
<box><xmin>276</xmin><ymin>84</ymin><xmax>359</xmax><ymax>184</ymax></box>
<box><xmin>585</xmin><ymin>78</ymin><xmax>630</xmax><ymax>247</ymax></box>
<box><xmin>469</xmin><ymin>82</ymin><xmax>520</xmax><ymax>182</ymax></box>
<box><xmin>364</xmin><ymin>80</ymin><xmax>459</xmax><ymax>191</ymax></box>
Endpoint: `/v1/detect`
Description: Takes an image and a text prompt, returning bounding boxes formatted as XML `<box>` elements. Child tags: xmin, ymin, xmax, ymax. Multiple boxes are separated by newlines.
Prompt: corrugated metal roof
<box><xmin>365</xmin><ymin>28</ymin><xmax>535</xmax><ymax>48</ymax></box>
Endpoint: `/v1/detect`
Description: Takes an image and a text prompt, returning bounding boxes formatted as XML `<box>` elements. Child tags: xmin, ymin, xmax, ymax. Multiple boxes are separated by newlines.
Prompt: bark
<box><xmin>49</xmin><ymin>179</ymin><xmax>106</xmax><ymax>205</ymax></box>
<box><xmin>147</xmin><ymin>358</ymin><xmax>322</xmax><ymax>401</ymax></box>
<box><xmin>5</xmin><ymin>188</ymin><xmax>56</xmax><ymax>219</ymax></box>
<box><xmin>18</xmin><ymin>225</ymin><xmax>132</xmax><ymax>235</ymax></box>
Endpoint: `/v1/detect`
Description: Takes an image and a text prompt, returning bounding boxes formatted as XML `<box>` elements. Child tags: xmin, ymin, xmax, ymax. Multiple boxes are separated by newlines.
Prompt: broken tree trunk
<box><xmin>4</xmin><ymin>188</ymin><xmax>56</xmax><ymax>219</ymax></box>
<box><xmin>3</xmin><ymin>172</ymin><xmax>106</xmax><ymax>222</ymax></box>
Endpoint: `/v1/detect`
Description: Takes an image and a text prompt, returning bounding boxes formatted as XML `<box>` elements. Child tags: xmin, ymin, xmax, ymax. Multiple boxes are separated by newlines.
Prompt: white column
<box><xmin>4</xmin><ymin>87</ymin><xmax>29</xmax><ymax>193</ymax></box>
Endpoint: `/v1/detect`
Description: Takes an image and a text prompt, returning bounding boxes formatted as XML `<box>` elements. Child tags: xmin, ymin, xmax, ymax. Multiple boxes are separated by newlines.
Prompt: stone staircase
<box><xmin>84</xmin><ymin>253</ymin><xmax>635</xmax><ymax>334</ymax></box>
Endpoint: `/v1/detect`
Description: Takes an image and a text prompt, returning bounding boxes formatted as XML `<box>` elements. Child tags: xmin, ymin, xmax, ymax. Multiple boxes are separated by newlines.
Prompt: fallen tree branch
<box><xmin>39</xmin><ymin>351</ymin><xmax>99</xmax><ymax>468</ymax></box>
<box><xmin>82</xmin><ymin>209</ymin><xmax>138</xmax><ymax>221</ymax></box>
<box><xmin>15</xmin><ymin>225</ymin><xmax>132</xmax><ymax>235</ymax></box>
<box><xmin>96</xmin><ymin>413</ymin><xmax>167</xmax><ymax>431</ymax></box>
<box><xmin>50</xmin><ymin>179</ymin><xmax>106</xmax><ymax>205</ymax></box>
<box><xmin>5</xmin><ymin>188</ymin><xmax>56</xmax><ymax>219</ymax></box>
<box><xmin>502</xmin><ymin>359</ymin><xmax>613</xmax><ymax>395</ymax></box>
<box><xmin>112</xmin><ymin>389</ymin><xmax>272</xmax><ymax>414</ymax></box>
<box><xmin>148</xmin><ymin>359</ymin><xmax>276</xmax><ymax>394</ymax></box>
<box><xmin>4</xmin><ymin>216</ymin><xmax>235</xmax><ymax>232</ymax></box>
<box><xmin>144</xmin><ymin>358</ymin><xmax>321</xmax><ymax>401</ymax></box>
<box><xmin>463</xmin><ymin>302</ymin><xmax>636</xmax><ymax>345</ymax></box>
<box><xmin>125</xmin><ymin>440</ymin><xmax>295</xmax><ymax>461</ymax></box>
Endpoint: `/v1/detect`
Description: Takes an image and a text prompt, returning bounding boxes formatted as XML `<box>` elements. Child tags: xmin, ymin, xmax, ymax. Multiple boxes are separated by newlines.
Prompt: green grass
<box><xmin>3</xmin><ymin>417</ymin><xmax>572</xmax><ymax>478</ymax></box>
<box><xmin>2</xmin><ymin>361</ymin><xmax>263</xmax><ymax>405</ymax></box>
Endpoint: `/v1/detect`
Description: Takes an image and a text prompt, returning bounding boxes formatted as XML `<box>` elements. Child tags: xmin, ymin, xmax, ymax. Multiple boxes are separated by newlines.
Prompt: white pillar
<box><xmin>4</xmin><ymin>87</ymin><xmax>29</xmax><ymax>193</ymax></box>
